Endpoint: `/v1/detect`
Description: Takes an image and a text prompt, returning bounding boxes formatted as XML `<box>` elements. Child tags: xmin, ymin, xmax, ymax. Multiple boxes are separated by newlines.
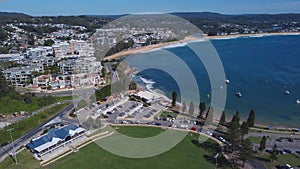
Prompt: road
<box><xmin>248</xmin><ymin>159</ymin><xmax>267</xmax><ymax>169</ymax></box>
<box><xmin>0</xmin><ymin>101</ymin><xmax>77</xmax><ymax>162</ymax></box>
<box><xmin>105</xmin><ymin>63</ymin><xmax>118</xmax><ymax>84</ymax></box>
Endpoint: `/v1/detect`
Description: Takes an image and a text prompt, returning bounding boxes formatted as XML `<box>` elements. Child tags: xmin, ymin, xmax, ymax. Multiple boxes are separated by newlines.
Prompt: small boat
<box><xmin>296</xmin><ymin>99</ymin><xmax>300</xmax><ymax>104</ymax></box>
<box><xmin>235</xmin><ymin>92</ymin><xmax>242</xmax><ymax>98</ymax></box>
<box><xmin>284</xmin><ymin>90</ymin><xmax>290</xmax><ymax>95</ymax></box>
<box><xmin>225</xmin><ymin>79</ymin><xmax>230</xmax><ymax>84</ymax></box>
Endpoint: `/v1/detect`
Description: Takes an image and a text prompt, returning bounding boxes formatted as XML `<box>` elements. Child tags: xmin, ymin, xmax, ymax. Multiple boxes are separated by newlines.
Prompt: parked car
<box><xmin>119</xmin><ymin>112</ymin><xmax>125</xmax><ymax>117</ymax></box>
<box><xmin>1</xmin><ymin>142</ymin><xmax>9</xmax><ymax>147</ymax></box>
<box><xmin>281</xmin><ymin>164</ymin><xmax>294</xmax><ymax>169</ymax></box>
<box><xmin>265</xmin><ymin>148</ymin><xmax>273</xmax><ymax>154</ymax></box>
<box><xmin>154</xmin><ymin>122</ymin><xmax>162</xmax><ymax>126</ymax></box>
<box><xmin>278</xmin><ymin>149</ymin><xmax>286</xmax><ymax>155</ymax></box>
<box><xmin>147</xmin><ymin>122</ymin><xmax>154</xmax><ymax>125</ymax></box>
<box><xmin>190</xmin><ymin>127</ymin><xmax>197</xmax><ymax>131</ymax></box>
<box><xmin>283</xmin><ymin>149</ymin><xmax>293</xmax><ymax>154</ymax></box>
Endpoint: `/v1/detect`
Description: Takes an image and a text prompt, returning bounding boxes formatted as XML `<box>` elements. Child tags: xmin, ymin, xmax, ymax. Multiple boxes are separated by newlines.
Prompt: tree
<box><xmin>240</xmin><ymin>121</ymin><xmax>249</xmax><ymax>139</ymax></box>
<box><xmin>269</xmin><ymin>143</ymin><xmax>278</xmax><ymax>162</ymax></box>
<box><xmin>240</xmin><ymin>138</ymin><xmax>254</xmax><ymax>167</ymax></box>
<box><xmin>207</xmin><ymin>30</ymin><xmax>217</xmax><ymax>36</ymax></box>
<box><xmin>199</xmin><ymin>102</ymin><xmax>206</xmax><ymax>118</ymax></box>
<box><xmin>129</xmin><ymin>81</ymin><xmax>137</xmax><ymax>90</ymax></box>
<box><xmin>0</xmin><ymin>29</ymin><xmax>8</xmax><ymax>41</ymax></box>
<box><xmin>235</xmin><ymin>111</ymin><xmax>240</xmax><ymax>121</ymax></box>
<box><xmin>27</xmin><ymin>34</ymin><xmax>35</xmax><ymax>46</ymax></box>
<box><xmin>171</xmin><ymin>91</ymin><xmax>177</xmax><ymax>107</ymax></box>
<box><xmin>259</xmin><ymin>136</ymin><xmax>267</xmax><ymax>151</ymax></box>
<box><xmin>0</xmin><ymin>71</ymin><xmax>16</xmax><ymax>99</ymax></box>
<box><xmin>101</xmin><ymin>66</ymin><xmax>107</xmax><ymax>77</ymax></box>
<box><xmin>228</xmin><ymin>112</ymin><xmax>240</xmax><ymax>142</ymax></box>
<box><xmin>188</xmin><ymin>101</ymin><xmax>194</xmax><ymax>116</ymax></box>
<box><xmin>247</xmin><ymin>110</ymin><xmax>255</xmax><ymax>127</ymax></box>
<box><xmin>47</xmin><ymin>85</ymin><xmax>52</xmax><ymax>90</ymax></box>
<box><xmin>206</xmin><ymin>106</ymin><xmax>214</xmax><ymax>124</ymax></box>
<box><xmin>220</xmin><ymin>111</ymin><xmax>226</xmax><ymax>125</ymax></box>
<box><xmin>24</xmin><ymin>93</ymin><xmax>33</xmax><ymax>104</ymax></box>
<box><xmin>182</xmin><ymin>102</ymin><xmax>186</xmax><ymax>113</ymax></box>
<box><xmin>44</xmin><ymin>39</ymin><xmax>55</xmax><ymax>46</ymax></box>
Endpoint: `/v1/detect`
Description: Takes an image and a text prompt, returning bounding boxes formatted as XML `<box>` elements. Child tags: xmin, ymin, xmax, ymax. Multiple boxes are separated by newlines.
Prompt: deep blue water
<box><xmin>126</xmin><ymin>35</ymin><xmax>300</xmax><ymax>127</ymax></box>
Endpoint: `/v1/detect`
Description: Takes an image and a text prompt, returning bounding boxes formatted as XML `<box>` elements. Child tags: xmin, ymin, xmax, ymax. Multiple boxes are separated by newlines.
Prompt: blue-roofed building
<box><xmin>26</xmin><ymin>124</ymin><xmax>85</xmax><ymax>156</ymax></box>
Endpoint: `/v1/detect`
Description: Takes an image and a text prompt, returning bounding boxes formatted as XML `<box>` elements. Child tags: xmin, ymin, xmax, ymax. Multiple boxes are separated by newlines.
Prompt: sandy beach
<box><xmin>207</xmin><ymin>32</ymin><xmax>300</xmax><ymax>39</ymax></box>
<box><xmin>103</xmin><ymin>36</ymin><xmax>200</xmax><ymax>61</ymax></box>
<box><xmin>103</xmin><ymin>32</ymin><xmax>300</xmax><ymax>61</ymax></box>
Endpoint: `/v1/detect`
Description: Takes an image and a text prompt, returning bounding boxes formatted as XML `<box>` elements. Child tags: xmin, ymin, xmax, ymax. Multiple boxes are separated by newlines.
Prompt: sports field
<box><xmin>46</xmin><ymin>126</ymin><xmax>229</xmax><ymax>169</ymax></box>
<box><xmin>1</xmin><ymin>126</ymin><xmax>230</xmax><ymax>169</ymax></box>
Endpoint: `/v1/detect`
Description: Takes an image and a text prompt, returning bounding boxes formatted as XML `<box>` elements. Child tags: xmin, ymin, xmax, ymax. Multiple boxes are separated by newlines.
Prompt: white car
<box><xmin>284</xmin><ymin>164</ymin><xmax>294</xmax><ymax>169</ymax></box>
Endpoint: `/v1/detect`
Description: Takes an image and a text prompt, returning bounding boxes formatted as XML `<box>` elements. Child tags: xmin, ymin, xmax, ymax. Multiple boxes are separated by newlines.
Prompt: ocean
<box><xmin>125</xmin><ymin>35</ymin><xmax>300</xmax><ymax>127</ymax></box>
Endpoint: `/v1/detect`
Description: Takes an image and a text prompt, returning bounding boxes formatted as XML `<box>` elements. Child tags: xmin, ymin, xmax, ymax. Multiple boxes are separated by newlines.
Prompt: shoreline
<box><xmin>133</xmin><ymin>78</ymin><xmax>298</xmax><ymax>131</ymax></box>
<box><xmin>103</xmin><ymin>32</ymin><xmax>300</xmax><ymax>61</ymax></box>
<box><xmin>120</xmin><ymin>32</ymin><xmax>300</xmax><ymax>130</ymax></box>
<box><xmin>103</xmin><ymin>36</ymin><xmax>199</xmax><ymax>61</ymax></box>
<box><xmin>206</xmin><ymin>32</ymin><xmax>300</xmax><ymax>40</ymax></box>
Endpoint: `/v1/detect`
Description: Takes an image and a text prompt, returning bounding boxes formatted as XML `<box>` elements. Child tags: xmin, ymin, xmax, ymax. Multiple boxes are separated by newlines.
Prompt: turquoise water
<box><xmin>126</xmin><ymin>35</ymin><xmax>300</xmax><ymax>127</ymax></box>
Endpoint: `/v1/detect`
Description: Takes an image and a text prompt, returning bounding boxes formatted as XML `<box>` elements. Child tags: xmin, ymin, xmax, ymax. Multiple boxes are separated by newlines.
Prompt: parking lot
<box><xmin>266</xmin><ymin>137</ymin><xmax>300</xmax><ymax>153</ymax></box>
<box><xmin>92</xmin><ymin>98</ymin><xmax>162</xmax><ymax>122</ymax></box>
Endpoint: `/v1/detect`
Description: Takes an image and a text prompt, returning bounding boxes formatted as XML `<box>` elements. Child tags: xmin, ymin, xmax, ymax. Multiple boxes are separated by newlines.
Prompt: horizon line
<box><xmin>1</xmin><ymin>10</ymin><xmax>300</xmax><ymax>17</ymax></box>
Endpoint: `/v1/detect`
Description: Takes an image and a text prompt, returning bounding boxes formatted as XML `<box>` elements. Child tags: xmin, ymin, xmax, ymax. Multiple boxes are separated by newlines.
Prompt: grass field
<box><xmin>159</xmin><ymin>111</ymin><xmax>179</xmax><ymax>120</ymax></box>
<box><xmin>0</xmin><ymin>102</ymin><xmax>70</xmax><ymax>144</ymax></box>
<box><xmin>1</xmin><ymin>126</ymin><xmax>230</xmax><ymax>169</ymax></box>
<box><xmin>45</xmin><ymin>126</ymin><xmax>229</xmax><ymax>169</ymax></box>
<box><xmin>113</xmin><ymin>126</ymin><xmax>165</xmax><ymax>138</ymax></box>
<box><xmin>0</xmin><ymin>149</ymin><xmax>40</xmax><ymax>169</ymax></box>
<box><xmin>263</xmin><ymin>154</ymin><xmax>300</xmax><ymax>169</ymax></box>
<box><xmin>0</xmin><ymin>96</ymin><xmax>73</xmax><ymax>115</ymax></box>
<box><xmin>248</xmin><ymin>136</ymin><xmax>262</xmax><ymax>144</ymax></box>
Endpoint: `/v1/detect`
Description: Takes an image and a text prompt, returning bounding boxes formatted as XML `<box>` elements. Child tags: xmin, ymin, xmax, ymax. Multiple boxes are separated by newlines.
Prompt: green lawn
<box><xmin>159</xmin><ymin>111</ymin><xmax>179</xmax><ymax>120</ymax></box>
<box><xmin>263</xmin><ymin>154</ymin><xmax>300</xmax><ymax>169</ymax></box>
<box><xmin>1</xmin><ymin>126</ymin><xmax>231</xmax><ymax>169</ymax></box>
<box><xmin>76</xmin><ymin>99</ymin><xmax>88</xmax><ymax>110</ymax></box>
<box><xmin>0</xmin><ymin>96</ymin><xmax>73</xmax><ymax>115</ymax></box>
<box><xmin>248</xmin><ymin>136</ymin><xmax>262</xmax><ymax>144</ymax></box>
<box><xmin>0</xmin><ymin>102</ymin><xmax>70</xmax><ymax>145</ymax></box>
<box><xmin>113</xmin><ymin>126</ymin><xmax>165</xmax><ymax>138</ymax></box>
<box><xmin>45</xmin><ymin>126</ymin><xmax>230</xmax><ymax>169</ymax></box>
<box><xmin>0</xmin><ymin>149</ymin><xmax>40</xmax><ymax>169</ymax></box>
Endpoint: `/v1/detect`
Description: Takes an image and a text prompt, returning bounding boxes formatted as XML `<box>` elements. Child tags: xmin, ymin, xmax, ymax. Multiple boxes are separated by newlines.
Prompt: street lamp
<box><xmin>7</xmin><ymin>128</ymin><xmax>17</xmax><ymax>164</ymax></box>
<box><xmin>214</xmin><ymin>153</ymin><xmax>219</xmax><ymax>169</ymax></box>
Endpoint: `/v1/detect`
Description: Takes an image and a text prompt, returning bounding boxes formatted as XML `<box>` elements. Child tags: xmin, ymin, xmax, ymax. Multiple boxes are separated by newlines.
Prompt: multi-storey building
<box><xmin>26</xmin><ymin>46</ymin><xmax>53</xmax><ymax>59</ymax></box>
<box><xmin>57</xmin><ymin>58</ymin><xmax>101</xmax><ymax>75</ymax></box>
<box><xmin>2</xmin><ymin>65</ymin><xmax>44</xmax><ymax>86</ymax></box>
<box><xmin>52</xmin><ymin>42</ymin><xmax>71</xmax><ymax>57</ymax></box>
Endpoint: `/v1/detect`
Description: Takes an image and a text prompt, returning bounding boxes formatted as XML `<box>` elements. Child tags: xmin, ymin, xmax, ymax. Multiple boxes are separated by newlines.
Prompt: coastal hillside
<box><xmin>0</xmin><ymin>12</ymin><xmax>300</xmax><ymax>35</ymax></box>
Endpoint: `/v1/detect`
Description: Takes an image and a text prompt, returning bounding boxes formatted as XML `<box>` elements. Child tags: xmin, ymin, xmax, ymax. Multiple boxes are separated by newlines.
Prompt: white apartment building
<box><xmin>52</xmin><ymin>42</ymin><xmax>71</xmax><ymax>57</ymax></box>
<box><xmin>2</xmin><ymin>65</ymin><xmax>44</xmax><ymax>86</ymax></box>
<box><xmin>26</xmin><ymin>46</ymin><xmax>53</xmax><ymax>59</ymax></box>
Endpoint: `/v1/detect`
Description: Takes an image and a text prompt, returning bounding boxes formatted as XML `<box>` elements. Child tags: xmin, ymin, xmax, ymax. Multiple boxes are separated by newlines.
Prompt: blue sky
<box><xmin>0</xmin><ymin>0</ymin><xmax>299</xmax><ymax>16</ymax></box>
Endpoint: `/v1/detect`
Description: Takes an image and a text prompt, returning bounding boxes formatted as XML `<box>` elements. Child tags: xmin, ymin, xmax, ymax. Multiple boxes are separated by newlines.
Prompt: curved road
<box><xmin>0</xmin><ymin>102</ymin><xmax>77</xmax><ymax>162</ymax></box>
